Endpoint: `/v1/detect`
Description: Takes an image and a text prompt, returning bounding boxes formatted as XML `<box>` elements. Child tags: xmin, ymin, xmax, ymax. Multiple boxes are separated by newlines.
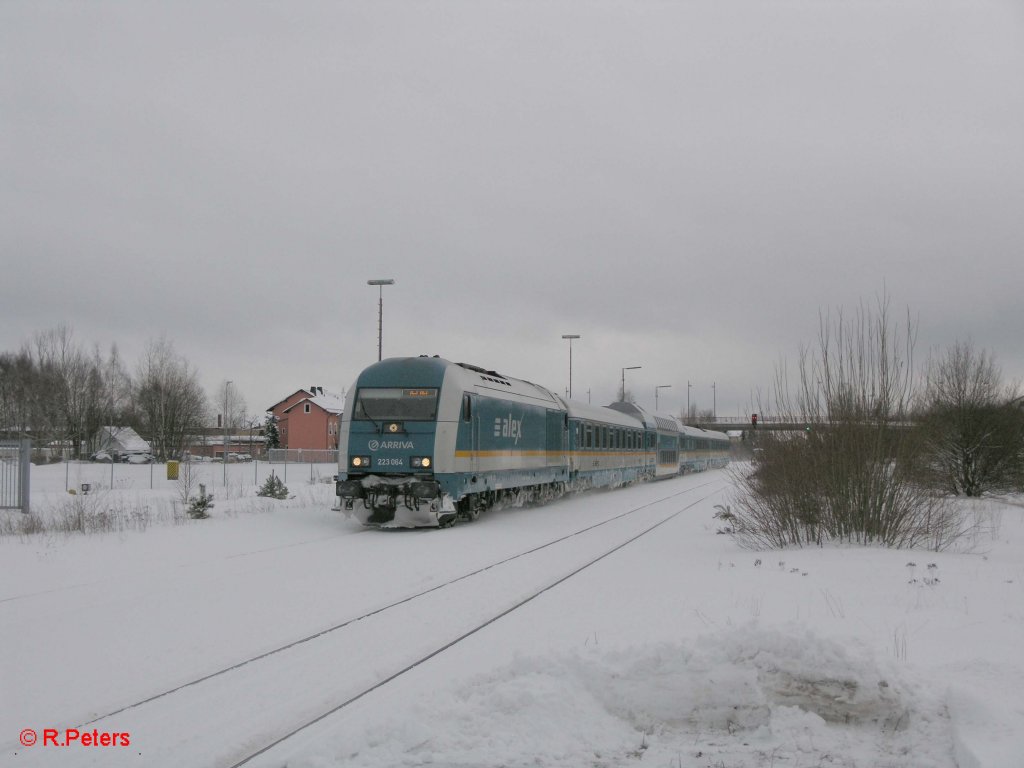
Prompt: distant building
<box><xmin>93</xmin><ymin>426</ymin><xmax>151</xmax><ymax>458</ymax></box>
<box><xmin>186</xmin><ymin>426</ymin><xmax>267</xmax><ymax>461</ymax></box>
<box><xmin>268</xmin><ymin>387</ymin><xmax>344</xmax><ymax>451</ymax></box>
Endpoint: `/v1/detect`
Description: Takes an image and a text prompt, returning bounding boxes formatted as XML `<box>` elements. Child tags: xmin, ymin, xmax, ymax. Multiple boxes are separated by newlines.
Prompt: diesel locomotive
<box><xmin>335</xmin><ymin>356</ymin><xmax>730</xmax><ymax>527</ymax></box>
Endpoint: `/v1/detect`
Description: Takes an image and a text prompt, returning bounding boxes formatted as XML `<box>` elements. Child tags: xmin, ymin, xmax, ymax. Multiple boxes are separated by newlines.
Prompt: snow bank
<box><xmin>296</xmin><ymin>625</ymin><xmax>956</xmax><ymax>768</ymax></box>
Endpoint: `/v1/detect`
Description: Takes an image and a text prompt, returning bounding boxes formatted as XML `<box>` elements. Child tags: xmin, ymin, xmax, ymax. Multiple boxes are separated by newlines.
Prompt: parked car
<box><xmin>122</xmin><ymin>453</ymin><xmax>156</xmax><ymax>464</ymax></box>
<box><xmin>228</xmin><ymin>452</ymin><xmax>253</xmax><ymax>462</ymax></box>
<box><xmin>90</xmin><ymin>451</ymin><xmax>114</xmax><ymax>462</ymax></box>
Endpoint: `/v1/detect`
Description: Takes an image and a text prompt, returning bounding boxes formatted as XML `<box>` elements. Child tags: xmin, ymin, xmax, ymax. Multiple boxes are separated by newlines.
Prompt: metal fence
<box><xmin>0</xmin><ymin>438</ymin><xmax>31</xmax><ymax>514</ymax></box>
<box><xmin>267</xmin><ymin>448</ymin><xmax>338</xmax><ymax>464</ymax></box>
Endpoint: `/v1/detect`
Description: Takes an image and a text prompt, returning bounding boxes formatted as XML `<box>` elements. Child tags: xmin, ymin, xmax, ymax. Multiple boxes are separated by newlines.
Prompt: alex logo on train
<box><xmin>493</xmin><ymin>414</ymin><xmax>523</xmax><ymax>445</ymax></box>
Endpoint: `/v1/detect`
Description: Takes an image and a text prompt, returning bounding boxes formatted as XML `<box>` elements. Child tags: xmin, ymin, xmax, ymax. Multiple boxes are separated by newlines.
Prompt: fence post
<box><xmin>22</xmin><ymin>439</ymin><xmax>31</xmax><ymax>514</ymax></box>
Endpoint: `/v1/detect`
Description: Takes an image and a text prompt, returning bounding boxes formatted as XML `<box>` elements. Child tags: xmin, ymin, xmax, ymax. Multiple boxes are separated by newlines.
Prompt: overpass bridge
<box><xmin>690</xmin><ymin>418</ymin><xmax>810</xmax><ymax>433</ymax></box>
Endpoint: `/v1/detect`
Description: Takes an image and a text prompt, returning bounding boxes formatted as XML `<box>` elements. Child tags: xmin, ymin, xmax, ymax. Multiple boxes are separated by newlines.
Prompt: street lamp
<box><xmin>620</xmin><ymin>366</ymin><xmax>641</xmax><ymax>401</ymax></box>
<box><xmin>655</xmin><ymin>384</ymin><xmax>672</xmax><ymax>411</ymax></box>
<box><xmin>367</xmin><ymin>279</ymin><xmax>395</xmax><ymax>361</ymax></box>
<box><xmin>223</xmin><ymin>380</ymin><xmax>232</xmax><ymax>484</ymax></box>
<box><xmin>687</xmin><ymin>380</ymin><xmax>692</xmax><ymax>422</ymax></box>
<box><xmin>561</xmin><ymin>334</ymin><xmax>580</xmax><ymax>398</ymax></box>
<box><xmin>712</xmin><ymin>381</ymin><xmax>717</xmax><ymax>421</ymax></box>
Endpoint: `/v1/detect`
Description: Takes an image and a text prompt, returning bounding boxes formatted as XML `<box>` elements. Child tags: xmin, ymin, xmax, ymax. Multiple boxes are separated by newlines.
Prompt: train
<box><xmin>335</xmin><ymin>356</ymin><xmax>731</xmax><ymax>527</ymax></box>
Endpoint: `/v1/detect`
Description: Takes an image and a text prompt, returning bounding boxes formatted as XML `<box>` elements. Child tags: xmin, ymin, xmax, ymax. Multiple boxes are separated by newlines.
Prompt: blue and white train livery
<box><xmin>335</xmin><ymin>356</ymin><xmax>730</xmax><ymax>527</ymax></box>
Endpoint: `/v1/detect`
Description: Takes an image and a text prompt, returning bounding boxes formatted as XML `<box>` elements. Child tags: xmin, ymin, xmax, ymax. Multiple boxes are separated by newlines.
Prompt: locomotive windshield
<box><xmin>353</xmin><ymin>387</ymin><xmax>439</xmax><ymax>421</ymax></box>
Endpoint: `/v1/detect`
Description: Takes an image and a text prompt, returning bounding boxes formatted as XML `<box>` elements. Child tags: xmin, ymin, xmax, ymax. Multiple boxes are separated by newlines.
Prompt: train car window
<box><xmin>353</xmin><ymin>387</ymin><xmax>439</xmax><ymax>421</ymax></box>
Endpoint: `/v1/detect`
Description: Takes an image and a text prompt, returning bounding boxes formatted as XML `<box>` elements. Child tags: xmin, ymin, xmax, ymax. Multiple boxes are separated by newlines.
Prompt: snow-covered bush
<box><xmin>256</xmin><ymin>474</ymin><xmax>288</xmax><ymax>500</ymax></box>
<box><xmin>729</xmin><ymin>296</ymin><xmax>965</xmax><ymax>550</ymax></box>
<box><xmin>187</xmin><ymin>489</ymin><xmax>214</xmax><ymax>519</ymax></box>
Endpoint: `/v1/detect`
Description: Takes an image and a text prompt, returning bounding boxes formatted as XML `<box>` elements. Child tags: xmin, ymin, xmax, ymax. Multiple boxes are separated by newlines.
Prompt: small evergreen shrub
<box><xmin>188</xmin><ymin>490</ymin><xmax>214</xmax><ymax>519</ymax></box>
<box><xmin>257</xmin><ymin>474</ymin><xmax>289</xmax><ymax>500</ymax></box>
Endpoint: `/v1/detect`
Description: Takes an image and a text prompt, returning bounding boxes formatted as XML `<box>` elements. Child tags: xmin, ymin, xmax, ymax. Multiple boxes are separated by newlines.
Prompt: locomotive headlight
<box><xmin>411</xmin><ymin>456</ymin><xmax>432</xmax><ymax>469</ymax></box>
<box><xmin>351</xmin><ymin>456</ymin><xmax>371</xmax><ymax>468</ymax></box>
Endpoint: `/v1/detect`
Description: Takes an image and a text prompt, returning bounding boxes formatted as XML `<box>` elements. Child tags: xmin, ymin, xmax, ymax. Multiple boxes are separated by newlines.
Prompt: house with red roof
<box><xmin>267</xmin><ymin>387</ymin><xmax>345</xmax><ymax>451</ymax></box>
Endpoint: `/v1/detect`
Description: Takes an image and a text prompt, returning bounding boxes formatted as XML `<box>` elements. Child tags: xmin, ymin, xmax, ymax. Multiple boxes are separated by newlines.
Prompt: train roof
<box><xmin>559</xmin><ymin>397</ymin><xmax>649</xmax><ymax>429</ymax></box>
<box><xmin>605</xmin><ymin>401</ymin><xmax>657</xmax><ymax>429</ymax></box>
<box><xmin>357</xmin><ymin>356</ymin><xmax>562</xmax><ymax>408</ymax></box>
<box><xmin>680</xmin><ymin>424</ymin><xmax>731</xmax><ymax>442</ymax></box>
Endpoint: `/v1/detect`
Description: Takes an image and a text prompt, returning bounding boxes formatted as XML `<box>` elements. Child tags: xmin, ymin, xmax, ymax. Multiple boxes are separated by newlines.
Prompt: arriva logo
<box><xmin>493</xmin><ymin>414</ymin><xmax>523</xmax><ymax>445</ymax></box>
<box><xmin>368</xmin><ymin>440</ymin><xmax>415</xmax><ymax>450</ymax></box>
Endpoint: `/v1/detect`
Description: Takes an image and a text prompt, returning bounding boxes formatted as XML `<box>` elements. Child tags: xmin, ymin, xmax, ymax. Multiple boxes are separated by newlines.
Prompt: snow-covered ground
<box><xmin>2</xmin><ymin>462</ymin><xmax>1022</xmax><ymax>767</ymax></box>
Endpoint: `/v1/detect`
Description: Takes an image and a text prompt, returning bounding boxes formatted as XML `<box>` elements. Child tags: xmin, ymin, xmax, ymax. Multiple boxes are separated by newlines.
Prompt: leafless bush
<box><xmin>0</xmin><ymin>491</ymin><xmax>188</xmax><ymax>537</ymax></box>
<box><xmin>0</xmin><ymin>511</ymin><xmax>46</xmax><ymax>536</ymax></box>
<box><xmin>176</xmin><ymin>461</ymin><xmax>199</xmax><ymax>507</ymax></box>
<box><xmin>914</xmin><ymin>341</ymin><xmax>1024</xmax><ymax>496</ymax></box>
<box><xmin>730</xmin><ymin>295</ymin><xmax>966</xmax><ymax>551</ymax></box>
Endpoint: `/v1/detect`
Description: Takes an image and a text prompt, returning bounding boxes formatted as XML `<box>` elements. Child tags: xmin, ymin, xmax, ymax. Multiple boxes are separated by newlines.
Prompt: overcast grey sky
<box><xmin>3</xmin><ymin>1</ymin><xmax>1022</xmax><ymax>420</ymax></box>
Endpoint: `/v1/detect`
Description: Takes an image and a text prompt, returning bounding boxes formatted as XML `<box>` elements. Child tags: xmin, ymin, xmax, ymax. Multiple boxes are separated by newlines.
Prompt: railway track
<box><xmin>10</xmin><ymin>476</ymin><xmax>729</xmax><ymax>767</ymax></box>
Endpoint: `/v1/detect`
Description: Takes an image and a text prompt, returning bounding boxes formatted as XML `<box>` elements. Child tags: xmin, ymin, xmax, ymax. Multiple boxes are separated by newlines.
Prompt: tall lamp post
<box><xmin>223</xmin><ymin>380</ymin><xmax>232</xmax><ymax>485</ymax></box>
<box><xmin>620</xmin><ymin>366</ymin><xmax>641</xmax><ymax>401</ymax></box>
<box><xmin>561</xmin><ymin>334</ymin><xmax>580</xmax><ymax>398</ymax></box>
<box><xmin>367</xmin><ymin>279</ymin><xmax>395</xmax><ymax>361</ymax></box>
<box><xmin>712</xmin><ymin>381</ymin><xmax>717</xmax><ymax>421</ymax></box>
<box><xmin>655</xmin><ymin>384</ymin><xmax>672</xmax><ymax>411</ymax></box>
<box><xmin>686</xmin><ymin>380</ymin><xmax>692</xmax><ymax>422</ymax></box>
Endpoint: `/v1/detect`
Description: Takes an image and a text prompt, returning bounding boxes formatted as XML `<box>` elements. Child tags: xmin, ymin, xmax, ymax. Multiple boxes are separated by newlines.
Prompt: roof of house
<box><xmin>97</xmin><ymin>426</ymin><xmax>151</xmax><ymax>453</ymax></box>
<box><xmin>266</xmin><ymin>389</ymin><xmax>314</xmax><ymax>413</ymax></box>
<box><xmin>282</xmin><ymin>392</ymin><xmax>345</xmax><ymax>416</ymax></box>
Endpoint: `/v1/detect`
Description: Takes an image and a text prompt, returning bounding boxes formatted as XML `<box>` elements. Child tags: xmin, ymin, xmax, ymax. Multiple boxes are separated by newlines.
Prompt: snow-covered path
<box><xmin>3</xmin><ymin>465</ymin><xmax>1023</xmax><ymax>767</ymax></box>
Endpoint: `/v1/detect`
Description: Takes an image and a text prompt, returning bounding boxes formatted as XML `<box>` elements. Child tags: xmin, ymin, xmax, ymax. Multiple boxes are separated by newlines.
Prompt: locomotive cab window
<box><xmin>353</xmin><ymin>388</ymin><xmax>439</xmax><ymax>421</ymax></box>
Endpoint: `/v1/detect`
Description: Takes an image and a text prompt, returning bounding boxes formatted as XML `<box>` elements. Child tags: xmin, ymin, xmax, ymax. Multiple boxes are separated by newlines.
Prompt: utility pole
<box><xmin>621</xmin><ymin>366</ymin><xmax>641</xmax><ymax>401</ymax></box>
<box><xmin>561</xmin><ymin>334</ymin><xmax>580</xmax><ymax>398</ymax></box>
<box><xmin>655</xmin><ymin>384</ymin><xmax>671</xmax><ymax>411</ymax></box>
<box><xmin>367</xmin><ymin>279</ymin><xmax>395</xmax><ymax>361</ymax></box>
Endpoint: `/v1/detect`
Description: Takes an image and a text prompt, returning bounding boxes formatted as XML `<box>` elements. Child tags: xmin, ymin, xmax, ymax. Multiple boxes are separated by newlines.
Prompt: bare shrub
<box><xmin>914</xmin><ymin>341</ymin><xmax>1024</xmax><ymax>496</ymax></box>
<box><xmin>730</xmin><ymin>295</ymin><xmax>965</xmax><ymax>551</ymax></box>
<box><xmin>0</xmin><ymin>491</ymin><xmax>188</xmax><ymax>538</ymax></box>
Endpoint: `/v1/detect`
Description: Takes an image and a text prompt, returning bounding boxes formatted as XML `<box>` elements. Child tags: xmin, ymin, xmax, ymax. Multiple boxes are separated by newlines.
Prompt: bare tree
<box><xmin>0</xmin><ymin>349</ymin><xmax>38</xmax><ymax>438</ymax></box>
<box><xmin>135</xmin><ymin>337</ymin><xmax>209</xmax><ymax>460</ymax></box>
<box><xmin>915</xmin><ymin>341</ymin><xmax>1024</xmax><ymax>496</ymax></box>
<box><xmin>215</xmin><ymin>380</ymin><xmax>248</xmax><ymax>432</ymax></box>
<box><xmin>31</xmin><ymin>325</ymin><xmax>102</xmax><ymax>459</ymax></box>
<box><xmin>1</xmin><ymin>331</ymin><xmax>131</xmax><ymax>457</ymax></box>
<box><xmin>729</xmin><ymin>295</ymin><xmax>961</xmax><ymax>550</ymax></box>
